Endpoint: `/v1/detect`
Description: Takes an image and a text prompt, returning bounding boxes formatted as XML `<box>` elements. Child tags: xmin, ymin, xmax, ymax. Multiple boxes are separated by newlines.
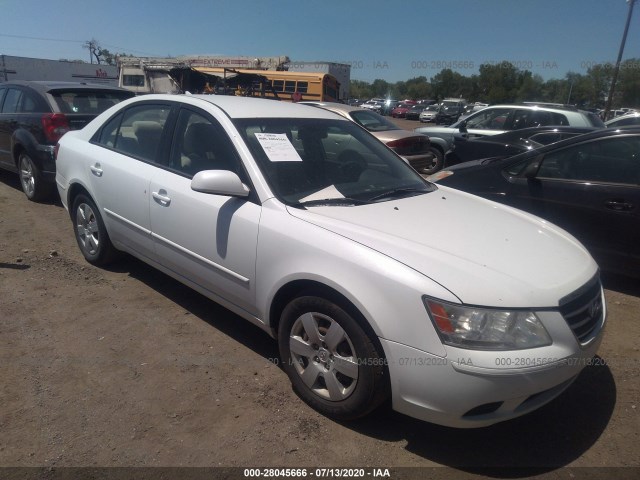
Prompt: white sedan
<box><xmin>55</xmin><ymin>94</ymin><xmax>606</xmax><ymax>428</ymax></box>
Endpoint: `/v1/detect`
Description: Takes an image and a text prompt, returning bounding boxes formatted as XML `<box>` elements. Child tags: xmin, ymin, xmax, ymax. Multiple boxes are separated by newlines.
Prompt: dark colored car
<box><xmin>444</xmin><ymin>126</ymin><xmax>599</xmax><ymax>167</ymax></box>
<box><xmin>0</xmin><ymin>80</ymin><xmax>134</xmax><ymax>200</ymax></box>
<box><xmin>431</xmin><ymin>126</ymin><xmax>640</xmax><ymax>277</ymax></box>
<box><xmin>435</xmin><ymin>105</ymin><xmax>464</xmax><ymax>125</ymax></box>
<box><xmin>405</xmin><ymin>104</ymin><xmax>427</xmax><ymax>121</ymax></box>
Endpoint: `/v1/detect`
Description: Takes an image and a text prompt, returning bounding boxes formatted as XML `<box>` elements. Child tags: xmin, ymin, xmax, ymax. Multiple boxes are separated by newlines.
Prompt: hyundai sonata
<box><xmin>55</xmin><ymin>94</ymin><xmax>606</xmax><ymax>427</ymax></box>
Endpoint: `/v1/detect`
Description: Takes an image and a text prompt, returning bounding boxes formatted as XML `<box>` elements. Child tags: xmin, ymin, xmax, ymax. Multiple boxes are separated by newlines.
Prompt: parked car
<box><xmin>55</xmin><ymin>94</ymin><xmax>605</xmax><ymax>428</ymax></box>
<box><xmin>430</xmin><ymin>126</ymin><xmax>640</xmax><ymax>277</ymax></box>
<box><xmin>605</xmin><ymin>112</ymin><xmax>640</xmax><ymax>128</ymax></box>
<box><xmin>391</xmin><ymin>103</ymin><xmax>412</xmax><ymax>118</ymax></box>
<box><xmin>301</xmin><ymin>101</ymin><xmax>439</xmax><ymax>174</ymax></box>
<box><xmin>380</xmin><ymin>100</ymin><xmax>399</xmax><ymax>116</ymax></box>
<box><xmin>405</xmin><ymin>104</ymin><xmax>427</xmax><ymax>121</ymax></box>
<box><xmin>415</xmin><ymin>103</ymin><xmax>606</xmax><ymax>173</ymax></box>
<box><xmin>0</xmin><ymin>80</ymin><xmax>134</xmax><ymax>200</ymax></box>
<box><xmin>419</xmin><ymin>104</ymin><xmax>440</xmax><ymax>123</ymax></box>
<box><xmin>435</xmin><ymin>105</ymin><xmax>464</xmax><ymax>125</ymax></box>
<box><xmin>444</xmin><ymin>126</ymin><xmax>599</xmax><ymax>167</ymax></box>
<box><xmin>360</xmin><ymin>98</ymin><xmax>385</xmax><ymax>114</ymax></box>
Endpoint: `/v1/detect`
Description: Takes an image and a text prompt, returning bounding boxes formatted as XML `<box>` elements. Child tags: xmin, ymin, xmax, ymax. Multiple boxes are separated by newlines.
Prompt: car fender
<box><xmin>11</xmin><ymin>128</ymin><xmax>42</xmax><ymax>164</ymax></box>
<box><xmin>256</xmin><ymin>200</ymin><xmax>452</xmax><ymax>357</ymax></box>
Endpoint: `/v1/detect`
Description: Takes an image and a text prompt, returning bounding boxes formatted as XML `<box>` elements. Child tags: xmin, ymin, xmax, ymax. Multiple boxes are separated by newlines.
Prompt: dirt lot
<box><xmin>0</xmin><ymin>154</ymin><xmax>639</xmax><ymax>479</ymax></box>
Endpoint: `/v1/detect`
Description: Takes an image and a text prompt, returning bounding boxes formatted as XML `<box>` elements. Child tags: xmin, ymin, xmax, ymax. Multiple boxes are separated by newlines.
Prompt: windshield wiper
<box><xmin>296</xmin><ymin>197</ymin><xmax>371</xmax><ymax>207</ymax></box>
<box><xmin>368</xmin><ymin>186</ymin><xmax>433</xmax><ymax>202</ymax></box>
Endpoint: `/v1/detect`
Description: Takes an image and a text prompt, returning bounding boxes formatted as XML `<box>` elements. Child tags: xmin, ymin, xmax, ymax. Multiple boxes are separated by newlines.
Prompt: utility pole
<box><xmin>603</xmin><ymin>0</ymin><xmax>637</xmax><ymax>120</ymax></box>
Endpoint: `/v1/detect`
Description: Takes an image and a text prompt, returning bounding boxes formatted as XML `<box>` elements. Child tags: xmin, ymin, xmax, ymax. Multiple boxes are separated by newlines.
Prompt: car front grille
<box><xmin>558</xmin><ymin>275</ymin><xmax>605</xmax><ymax>346</ymax></box>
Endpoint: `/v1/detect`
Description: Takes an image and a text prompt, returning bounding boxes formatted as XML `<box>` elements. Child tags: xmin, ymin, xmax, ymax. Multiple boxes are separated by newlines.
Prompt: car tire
<box><xmin>278</xmin><ymin>295</ymin><xmax>388</xmax><ymax>420</ymax></box>
<box><xmin>424</xmin><ymin>147</ymin><xmax>443</xmax><ymax>175</ymax></box>
<box><xmin>18</xmin><ymin>152</ymin><xmax>53</xmax><ymax>201</ymax></box>
<box><xmin>71</xmin><ymin>194</ymin><xmax>120</xmax><ymax>266</ymax></box>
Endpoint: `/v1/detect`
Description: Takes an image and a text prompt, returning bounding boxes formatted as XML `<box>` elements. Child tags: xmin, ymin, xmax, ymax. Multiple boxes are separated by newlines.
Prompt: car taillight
<box><xmin>41</xmin><ymin>113</ymin><xmax>70</xmax><ymax>143</ymax></box>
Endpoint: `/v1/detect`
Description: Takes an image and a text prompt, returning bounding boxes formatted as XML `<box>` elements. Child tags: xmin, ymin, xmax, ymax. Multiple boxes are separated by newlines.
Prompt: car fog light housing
<box><xmin>424</xmin><ymin>297</ymin><xmax>552</xmax><ymax>350</ymax></box>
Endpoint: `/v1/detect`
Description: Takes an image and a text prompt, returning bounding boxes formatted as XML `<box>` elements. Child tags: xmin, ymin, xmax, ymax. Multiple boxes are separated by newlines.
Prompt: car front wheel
<box><xmin>71</xmin><ymin>194</ymin><xmax>119</xmax><ymax>266</ymax></box>
<box><xmin>278</xmin><ymin>295</ymin><xmax>388</xmax><ymax>420</ymax></box>
<box><xmin>424</xmin><ymin>147</ymin><xmax>443</xmax><ymax>174</ymax></box>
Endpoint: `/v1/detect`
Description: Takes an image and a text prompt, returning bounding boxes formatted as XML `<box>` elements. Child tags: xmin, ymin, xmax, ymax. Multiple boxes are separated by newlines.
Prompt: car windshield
<box><xmin>233</xmin><ymin>118</ymin><xmax>435</xmax><ymax>206</ymax></box>
<box><xmin>49</xmin><ymin>90</ymin><xmax>133</xmax><ymax>114</ymax></box>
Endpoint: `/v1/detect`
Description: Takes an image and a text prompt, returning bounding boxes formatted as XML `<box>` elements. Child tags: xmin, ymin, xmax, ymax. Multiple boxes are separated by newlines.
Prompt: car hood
<box><xmin>286</xmin><ymin>187</ymin><xmax>596</xmax><ymax>307</ymax></box>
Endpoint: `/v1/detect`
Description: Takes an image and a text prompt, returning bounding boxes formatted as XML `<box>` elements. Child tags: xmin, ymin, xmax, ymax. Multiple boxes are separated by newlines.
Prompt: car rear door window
<box><xmin>512</xmin><ymin>110</ymin><xmax>569</xmax><ymax>129</ymax></box>
<box><xmin>465</xmin><ymin>108</ymin><xmax>512</xmax><ymax>130</ymax></box>
<box><xmin>2</xmin><ymin>89</ymin><xmax>21</xmax><ymax>113</ymax></box>
<box><xmin>93</xmin><ymin>104</ymin><xmax>170</xmax><ymax>163</ymax></box>
<box><xmin>19</xmin><ymin>92</ymin><xmax>38</xmax><ymax>113</ymax></box>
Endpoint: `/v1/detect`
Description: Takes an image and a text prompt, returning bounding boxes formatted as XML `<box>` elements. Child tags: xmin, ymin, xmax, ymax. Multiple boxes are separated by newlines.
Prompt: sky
<box><xmin>1</xmin><ymin>0</ymin><xmax>639</xmax><ymax>83</ymax></box>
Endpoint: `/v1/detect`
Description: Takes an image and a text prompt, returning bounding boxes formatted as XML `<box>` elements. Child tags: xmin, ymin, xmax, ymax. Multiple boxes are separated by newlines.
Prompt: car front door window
<box><xmin>169</xmin><ymin>109</ymin><xmax>240</xmax><ymax>176</ymax></box>
<box><xmin>537</xmin><ymin>137</ymin><xmax>640</xmax><ymax>185</ymax></box>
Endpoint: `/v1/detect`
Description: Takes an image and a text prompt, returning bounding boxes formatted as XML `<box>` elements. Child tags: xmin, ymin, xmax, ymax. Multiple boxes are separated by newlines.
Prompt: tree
<box><xmin>515</xmin><ymin>71</ymin><xmax>544</xmax><ymax>102</ymax></box>
<box><xmin>83</xmin><ymin>39</ymin><xmax>101</xmax><ymax>64</ymax></box>
<box><xmin>477</xmin><ymin>62</ymin><xmax>519</xmax><ymax>103</ymax></box>
<box><xmin>83</xmin><ymin>39</ymin><xmax>124</xmax><ymax>65</ymax></box>
<box><xmin>431</xmin><ymin>69</ymin><xmax>467</xmax><ymax>100</ymax></box>
<box><xmin>350</xmin><ymin>80</ymin><xmax>373</xmax><ymax>99</ymax></box>
<box><xmin>370</xmin><ymin>79</ymin><xmax>391</xmax><ymax>98</ymax></box>
<box><xmin>617</xmin><ymin>58</ymin><xmax>640</xmax><ymax>108</ymax></box>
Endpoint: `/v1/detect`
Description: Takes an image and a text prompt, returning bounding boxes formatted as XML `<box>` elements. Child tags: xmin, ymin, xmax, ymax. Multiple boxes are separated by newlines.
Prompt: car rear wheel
<box><xmin>72</xmin><ymin>194</ymin><xmax>119</xmax><ymax>266</ymax></box>
<box><xmin>278</xmin><ymin>295</ymin><xmax>388</xmax><ymax>420</ymax></box>
<box><xmin>18</xmin><ymin>152</ymin><xmax>53</xmax><ymax>201</ymax></box>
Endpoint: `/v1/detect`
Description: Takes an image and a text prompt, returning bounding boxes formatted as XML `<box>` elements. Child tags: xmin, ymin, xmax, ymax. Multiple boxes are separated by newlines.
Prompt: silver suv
<box><xmin>415</xmin><ymin>103</ymin><xmax>605</xmax><ymax>171</ymax></box>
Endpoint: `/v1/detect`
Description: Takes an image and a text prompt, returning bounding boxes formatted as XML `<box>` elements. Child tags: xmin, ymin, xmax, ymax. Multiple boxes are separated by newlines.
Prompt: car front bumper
<box><xmin>380</xmin><ymin>307</ymin><xmax>605</xmax><ymax>428</ymax></box>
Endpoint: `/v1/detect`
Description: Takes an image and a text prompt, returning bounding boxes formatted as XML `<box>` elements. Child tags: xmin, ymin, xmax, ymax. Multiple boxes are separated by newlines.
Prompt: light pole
<box><xmin>603</xmin><ymin>0</ymin><xmax>637</xmax><ymax>120</ymax></box>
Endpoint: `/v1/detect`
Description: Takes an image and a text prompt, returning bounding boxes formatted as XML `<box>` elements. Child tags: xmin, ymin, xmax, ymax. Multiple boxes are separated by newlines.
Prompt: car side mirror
<box><xmin>458</xmin><ymin>121</ymin><xmax>467</xmax><ymax>134</ymax></box>
<box><xmin>523</xmin><ymin>155</ymin><xmax>543</xmax><ymax>179</ymax></box>
<box><xmin>191</xmin><ymin>170</ymin><xmax>250</xmax><ymax>197</ymax></box>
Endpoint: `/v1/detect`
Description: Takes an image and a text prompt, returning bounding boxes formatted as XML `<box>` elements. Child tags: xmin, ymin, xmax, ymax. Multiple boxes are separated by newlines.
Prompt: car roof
<box><xmin>1</xmin><ymin>80</ymin><xmax>131</xmax><ymax>93</ymax></box>
<box><xmin>605</xmin><ymin>112</ymin><xmax>640</xmax><ymax>124</ymax></box>
<box><xmin>297</xmin><ymin>101</ymin><xmax>364</xmax><ymax>115</ymax></box>
<box><xmin>472</xmin><ymin>126</ymin><xmax>600</xmax><ymax>143</ymax></box>
<box><xmin>130</xmin><ymin>94</ymin><xmax>347</xmax><ymax>120</ymax></box>
<box><xmin>479</xmin><ymin>103</ymin><xmax>584</xmax><ymax>113</ymax></box>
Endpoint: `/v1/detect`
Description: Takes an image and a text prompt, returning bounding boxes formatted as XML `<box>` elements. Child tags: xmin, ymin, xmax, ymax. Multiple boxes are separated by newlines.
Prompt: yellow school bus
<box><xmin>191</xmin><ymin>67</ymin><xmax>340</xmax><ymax>102</ymax></box>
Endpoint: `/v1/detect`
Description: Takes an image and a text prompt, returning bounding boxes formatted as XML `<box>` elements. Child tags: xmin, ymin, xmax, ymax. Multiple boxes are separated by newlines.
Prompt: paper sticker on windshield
<box><xmin>254</xmin><ymin>133</ymin><xmax>303</xmax><ymax>162</ymax></box>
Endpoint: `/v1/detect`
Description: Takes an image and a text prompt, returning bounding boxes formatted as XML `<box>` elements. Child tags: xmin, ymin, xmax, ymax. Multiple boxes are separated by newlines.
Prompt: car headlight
<box><xmin>424</xmin><ymin>298</ymin><xmax>552</xmax><ymax>350</ymax></box>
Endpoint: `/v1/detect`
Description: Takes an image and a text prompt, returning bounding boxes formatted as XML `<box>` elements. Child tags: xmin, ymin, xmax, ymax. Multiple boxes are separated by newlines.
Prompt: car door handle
<box><xmin>90</xmin><ymin>163</ymin><xmax>103</xmax><ymax>177</ymax></box>
<box><xmin>604</xmin><ymin>199</ymin><xmax>634</xmax><ymax>211</ymax></box>
<box><xmin>152</xmin><ymin>190</ymin><xmax>171</xmax><ymax>206</ymax></box>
